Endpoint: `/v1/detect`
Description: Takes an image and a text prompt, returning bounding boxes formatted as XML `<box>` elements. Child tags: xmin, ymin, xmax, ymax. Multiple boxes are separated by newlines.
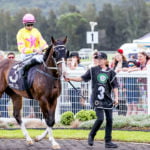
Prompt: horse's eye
<box><xmin>53</xmin><ymin>51</ymin><xmax>59</xmax><ymax>58</ymax></box>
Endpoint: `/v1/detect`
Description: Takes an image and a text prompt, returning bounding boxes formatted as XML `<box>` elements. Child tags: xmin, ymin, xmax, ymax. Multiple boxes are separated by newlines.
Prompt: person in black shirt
<box><xmin>64</xmin><ymin>52</ymin><xmax>119</xmax><ymax>148</ymax></box>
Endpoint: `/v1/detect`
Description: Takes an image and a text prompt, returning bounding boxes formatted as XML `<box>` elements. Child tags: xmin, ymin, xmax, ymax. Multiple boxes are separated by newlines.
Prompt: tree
<box><xmin>81</xmin><ymin>3</ymin><xmax>97</xmax><ymax>22</ymax></box>
<box><xmin>57</xmin><ymin>12</ymin><xmax>88</xmax><ymax>51</ymax></box>
<box><xmin>97</xmin><ymin>4</ymin><xmax>116</xmax><ymax>50</ymax></box>
<box><xmin>46</xmin><ymin>10</ymin><xmax>59</xmax><ymax>42</ymax></box>
<box><xmin>57</xmin><ymin>2</ymin><xmax>79</xmax><ymax>15</ymax></box>
<box><xmin>123</xmin><ymin>0</ymin><xmax>150</xmax><ymax>39</ymax></box>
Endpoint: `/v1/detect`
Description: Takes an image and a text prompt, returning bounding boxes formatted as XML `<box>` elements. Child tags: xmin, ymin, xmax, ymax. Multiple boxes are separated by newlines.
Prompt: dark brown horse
<box><xmin>0</xmin><ymin>37</ymin><xmax>68</xmax><ymax>149</ymax></box>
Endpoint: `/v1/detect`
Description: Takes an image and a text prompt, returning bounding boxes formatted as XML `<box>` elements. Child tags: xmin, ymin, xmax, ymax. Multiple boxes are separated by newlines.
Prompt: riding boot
<box><xmin>22</xmin><ymin>59</ymin><xmax>39</xmax><ymax>77</ymax></box>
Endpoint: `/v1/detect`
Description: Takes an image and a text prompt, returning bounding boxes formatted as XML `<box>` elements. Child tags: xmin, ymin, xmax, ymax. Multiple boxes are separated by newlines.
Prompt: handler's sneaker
<box><xmin>105</xmin><ymin>142</ymin><xmax>118</xmax><ymax>148</ymax></box>
<box><xmin>88</xmin><ymin>135</ymin><xmax>94</xmax><ymax>146</ymax></box>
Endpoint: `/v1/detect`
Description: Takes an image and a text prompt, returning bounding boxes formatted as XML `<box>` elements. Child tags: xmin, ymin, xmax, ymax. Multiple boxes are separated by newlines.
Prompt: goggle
<box><xmin>25</xmin><ymin>23</ymin><xmax>34</xmax><ymax>27</ymax></box>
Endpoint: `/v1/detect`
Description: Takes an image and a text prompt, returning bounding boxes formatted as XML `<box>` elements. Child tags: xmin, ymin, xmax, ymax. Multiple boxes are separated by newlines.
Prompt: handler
<box><xmin>64</xmin><ymin>52</ymin><xmax>119</xmax><ymax>148</ymax></box>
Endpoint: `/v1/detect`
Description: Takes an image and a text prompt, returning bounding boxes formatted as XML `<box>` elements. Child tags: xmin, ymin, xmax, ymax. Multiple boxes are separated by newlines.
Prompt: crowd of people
<box><xmin>63</xmin><ymin>48</ymin><xmax>149</xmax><ymax>116</ymax></box>
<box><xmin>109</xmin><ymin>49</ymin><xmax>149</xmax><ymax>116</ymax></box>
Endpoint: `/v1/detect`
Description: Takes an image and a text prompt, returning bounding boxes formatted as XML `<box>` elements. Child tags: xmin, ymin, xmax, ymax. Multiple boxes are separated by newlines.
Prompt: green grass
<box><xmin>0</xmin><ymin>129</ymin><xmax>150</xmax><ymax>143</ymax></box>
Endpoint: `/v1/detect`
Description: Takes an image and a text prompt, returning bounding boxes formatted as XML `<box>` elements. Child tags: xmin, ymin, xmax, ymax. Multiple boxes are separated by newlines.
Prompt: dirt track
<box><xmin>0</xmin><ymin>139</ymin><xmax>150</xmax><ymax>150</ymax></box>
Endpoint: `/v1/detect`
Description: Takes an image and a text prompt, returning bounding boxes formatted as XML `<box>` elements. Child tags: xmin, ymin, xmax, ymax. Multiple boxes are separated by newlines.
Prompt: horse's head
<box><xmin>44</xmin><ymin>36</ymin><xmax>69</xmax><ymax>76</ymax></box>
<box><xmin>51</xmin><ymin>36</ymin><xmax>68</xmax><ymax>62</ymax></box>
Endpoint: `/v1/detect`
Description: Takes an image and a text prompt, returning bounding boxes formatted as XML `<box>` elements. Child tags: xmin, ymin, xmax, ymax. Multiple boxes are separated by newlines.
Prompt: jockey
<box><xmin>16</xmin><ymin>13</ymin><xmax>48</xmax><ymax>76</ymax></box>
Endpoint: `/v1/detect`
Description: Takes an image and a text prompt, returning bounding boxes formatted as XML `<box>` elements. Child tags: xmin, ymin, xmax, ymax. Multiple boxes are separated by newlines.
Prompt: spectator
<box><xmin>66</xmin><ymin>56</ymin><xmax>72</xmax><ymax>69</ymax></box>
<box><xmin>125</xmin><ymin>60</ymin><xmax>139</xmax><ymax>115</ymax></box>
<box><xmin>88</xmin><ymin>50</ymin><xmax>99</xmax><ymax>68</ymax></box>
<box><xmin>70</xmin><ymin>52</ymin><xmax>85</xmax><ymax>69</ymax></box>
<box><xmin>137</xmin><ymin>52</ymin><xmax>150</xmax><ymax>113</ymax></box>
<box><xmin>113</xmin><ymin>49</ymin><xmax>128</xmax><ymax>116</ymax></box>
<box><xmin>113</xmin><ymin>49</ymin><xmax>128</xmax><ymax>72</ymax></box>
<box><xmin>128</xmin><ymin>51</ymin><xmax>150</xmax><ymax>72</ymax></box>
<box><xmin>66</xmin><ymin>52</ymin><xmax>86</xmax><ymax>114</ymax></box>
<box><xmin>109</xmin><ymin>56</ymin><xmax>115</xmax><ymax>69</ymax></box>
<box><xmin>137</xmin><ymin>51</ymin><xmax>150</xmax><ymax>70</ymax></box>
<box><xmin>7</xmin><ymin>52</ymin><xmax>15</xmax><ymax>60</ymax></box>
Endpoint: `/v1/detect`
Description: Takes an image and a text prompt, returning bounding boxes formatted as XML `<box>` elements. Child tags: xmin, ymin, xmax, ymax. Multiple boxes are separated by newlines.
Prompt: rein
<box><xmin>42</xmin><ymin>58</ymin><xmax>65</xmax><ymax>70</ymax></box>
<box><xmin>43</xmin><ymin>60</ymin><xmax>58</xmax><ymax>70</ymax></box>
<box><xmin>36</xmin><ymin>69</ymin><xmax>60</xmax><ymax>80</ymax></box>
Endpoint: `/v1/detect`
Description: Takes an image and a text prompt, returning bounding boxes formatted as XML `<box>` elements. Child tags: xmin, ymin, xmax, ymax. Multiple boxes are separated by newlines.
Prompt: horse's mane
<box><xmin>43</xmin><ymin>45</ymin><xmax>52</xmax><ymax>61</ymax></box>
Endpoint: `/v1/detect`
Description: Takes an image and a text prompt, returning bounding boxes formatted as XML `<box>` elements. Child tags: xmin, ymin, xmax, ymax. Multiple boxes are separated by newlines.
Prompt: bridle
<box><xmin>42</xmin><ymin>57</ymin><xmax>65</xmax><ymax>70</ymax></box>
<box><xmin>42</xmin><ymin>44</ymin><xmax>66</xmax><ymax>72</ymax></box>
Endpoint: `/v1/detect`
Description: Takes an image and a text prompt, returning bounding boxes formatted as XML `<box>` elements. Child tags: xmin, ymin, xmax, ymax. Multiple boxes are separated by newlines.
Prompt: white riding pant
<box><xmin>21</xmin><ymin>53</ymin><xmax>43</xmax><ymax>63</ymax></box>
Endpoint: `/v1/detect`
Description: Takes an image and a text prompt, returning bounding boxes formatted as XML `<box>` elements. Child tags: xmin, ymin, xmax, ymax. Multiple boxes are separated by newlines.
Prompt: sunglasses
<box><xmin>8</xmin><ymin>56</ymin><xmax>15</xmax><ymax>59</ymax></box>
<box><xmin>94</xmin><ymin>55</ymin><xmax>104</xmax><ymax>59</ymax></box>
<box><xmin>128</xmin><ymin>64</ymin><xmax>135</xmax><ymax>67</ymax></box>
<box><xmin>25</xmin><ymin>23</ymin><xmax>34</xmax><ymax>27</ymax></box>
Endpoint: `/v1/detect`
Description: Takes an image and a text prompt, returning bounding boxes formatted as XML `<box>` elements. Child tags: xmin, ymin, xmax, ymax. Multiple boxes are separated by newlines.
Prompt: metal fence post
<box><xmin>147</xmin><ymin>66</ymin><xmax>150</xmax><ymax>114</ymax></box>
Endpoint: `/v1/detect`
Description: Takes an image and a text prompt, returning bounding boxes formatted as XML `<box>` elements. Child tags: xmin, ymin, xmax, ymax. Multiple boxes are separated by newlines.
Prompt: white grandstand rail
<box><xmin>116</xmin><ymin>71</ymin><xmax>147</xmax><ymax>78</ymax></box>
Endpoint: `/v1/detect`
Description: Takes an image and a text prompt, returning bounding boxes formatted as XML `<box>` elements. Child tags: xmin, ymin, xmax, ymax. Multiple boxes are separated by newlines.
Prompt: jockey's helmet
<box><xmin>22</xmin><ymin>13</ymin><xmax>36</xmax><ymax>24</ymax></box>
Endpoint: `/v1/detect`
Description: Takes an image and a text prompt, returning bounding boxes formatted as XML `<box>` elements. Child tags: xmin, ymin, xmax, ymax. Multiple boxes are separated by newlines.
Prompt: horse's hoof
<box><xmin>26</xmin><ymin>140</ymin><xmax>34</xmax><ymax>145</ymax></box>
<box><xmin>52</xmin><ymin>144</ymin><xmax>61</xmax><ymax>149</ymax></box>
<box><xmin>34</xmin><ymin>137</ymin><xmax>40</xmax><ymax>142</ymax></box>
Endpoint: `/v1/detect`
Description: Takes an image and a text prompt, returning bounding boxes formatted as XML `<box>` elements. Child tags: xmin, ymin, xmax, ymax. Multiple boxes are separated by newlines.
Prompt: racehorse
<box><xmin>0</xmin><ymin>36</ymin><xmax>68</xmax><ymax>149</ymax></box>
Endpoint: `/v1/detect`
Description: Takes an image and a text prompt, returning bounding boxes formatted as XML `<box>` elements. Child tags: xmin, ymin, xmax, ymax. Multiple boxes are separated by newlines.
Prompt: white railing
<box><xmin>116</xmin><ymin>71</ymin><xmax>149</xmax><ymax>115</ymax></box>
<box><xmin>0</xmin><ymin>70</ymin><xmax>150</xmax><ymax>122</ymax></box>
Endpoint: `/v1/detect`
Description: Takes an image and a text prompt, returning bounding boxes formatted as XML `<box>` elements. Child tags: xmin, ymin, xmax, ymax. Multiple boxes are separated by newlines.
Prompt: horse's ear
<box><xmin>63</xmin><ymin>36</ymin><xmax>67</xmax><ymax>44</ymax></box>
<box><xmin>51</xmin><ymin>36</ymin><xmax>56</xmax><ymax>44</ymax></box>
<box><xmin>66</xmin><ymin>50</ymin><xmax>70</xmax><ymax>59</ymax></box>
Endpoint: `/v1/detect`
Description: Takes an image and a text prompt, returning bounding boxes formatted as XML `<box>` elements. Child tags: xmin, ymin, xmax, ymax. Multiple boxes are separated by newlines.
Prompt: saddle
<box><xmin>8</xmin><ymin>61</ymin><xmax>36</xmax><ymax>91</ymax></box>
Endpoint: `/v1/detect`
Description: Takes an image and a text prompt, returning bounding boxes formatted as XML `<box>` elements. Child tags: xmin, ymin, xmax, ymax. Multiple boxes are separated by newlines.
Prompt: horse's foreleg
<box><xmin>35</xmin><ymin>126</ymin><xmax>60</xmax><ymax>149</ymax></box>
<box><xmin>35</xmin><ymin>128</ymin><xmax>48</xmax><ymax>142</ymax></box>
<box><xmin>47</xmin><ymin>127</ymin><xmax>60</xmax><ymax>149</ymax></box>
<box><xmin>12</xmin><ymin>95</ymin><xmax>33</xmax><ymax>145</ymax></box>
<box><xmin>38</xmin><ymin>98</ymin><xmax>60</xmax><ymax>149</ymax></box>
<box><xmin>20</xmin><ymin>122</ymin><xmax>34</xmax><ymax>145</ymax></box>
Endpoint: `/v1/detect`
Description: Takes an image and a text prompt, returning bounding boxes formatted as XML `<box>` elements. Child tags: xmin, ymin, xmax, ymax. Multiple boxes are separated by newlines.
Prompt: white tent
<box><xmin>133</xmin><ymin>33</ymin><xmax>150</xmax><ymax>51</ymax></box>
<box><xmin>133</xmin><ymin>33</ymin><xmax>150</xmax><ymax>44</ymax></box>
